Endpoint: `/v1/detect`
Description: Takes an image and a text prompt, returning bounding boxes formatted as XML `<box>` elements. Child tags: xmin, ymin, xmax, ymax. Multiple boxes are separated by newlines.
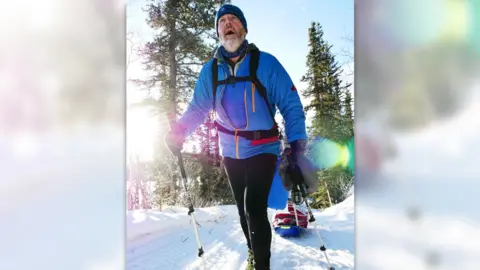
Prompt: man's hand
<box><xmin>164</xmin><ymin>122</ymin><xmax>187</xmax><ymax>156</ymax></box>
<box><xmin>288</xmin><ymin>139</ymin><xmax>307</xmax><ymax>164</ymax></box>
<box><xmin>287</xmin><ymin>139</ymin><xmax>308</xmax><ymax>185</ymax></box>
<box><xmin>279</xmin><ymin>139</ymin><xmax>319</xmax><ymax>193</ymax></box>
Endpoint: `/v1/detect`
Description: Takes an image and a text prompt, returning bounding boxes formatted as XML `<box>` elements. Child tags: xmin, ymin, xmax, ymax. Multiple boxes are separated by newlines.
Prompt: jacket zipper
<box><xmin>220</xmin><ymin>58</ymin><xmax>250</xmax><ymax>159</ymax></box>
<box><xmin>251</xmin><ymin>83</ymin><xmax>255</xmax><ymax>112</ymax></box>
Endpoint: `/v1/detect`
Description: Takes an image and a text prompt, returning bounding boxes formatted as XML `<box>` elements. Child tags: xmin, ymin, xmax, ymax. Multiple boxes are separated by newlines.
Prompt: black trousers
<box><xmin>223</xmin><ymin>153</ymin><xmax>277</xmax><ymax>270</ymax></box>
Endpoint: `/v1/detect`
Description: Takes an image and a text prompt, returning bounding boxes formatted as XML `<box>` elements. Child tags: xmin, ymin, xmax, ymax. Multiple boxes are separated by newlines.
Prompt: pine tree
<box><xmin>137</xmin><ymin>0</ymin><xmax>228</xmax><ymax>113</ymax></box>
<box><xmin>301</xmin><ymin>22</ymin><xmax>348</xmax><ymax>141</ymax></box>
<box><xmin>342</xmin><ymin>90</ymin><xmax>354</xmax><ymax>140</ymax></box>
<box><xmin>330</xmin><ymin>80</ymin><xmax>344</xmax><ymax>141</ymax></box>
<box><xmin>301</xmin><ymin>22</ymin><xmax>354</xmax><ymax>207</ymax></box>
<box><xmin>135</xmin><ymin>0</ymin><xmax>229</xmax><ymax>206</ymax></box>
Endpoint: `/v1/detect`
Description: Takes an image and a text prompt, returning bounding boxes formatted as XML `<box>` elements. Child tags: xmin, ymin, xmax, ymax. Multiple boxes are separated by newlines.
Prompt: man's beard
<box><xmin>221</xmin><ymin>33</ymin><xmax>245</xmax><ymax>53</ymax></box>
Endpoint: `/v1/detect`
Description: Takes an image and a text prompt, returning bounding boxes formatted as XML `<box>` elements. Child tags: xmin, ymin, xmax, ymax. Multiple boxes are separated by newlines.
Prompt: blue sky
<box><xmin>232</xmin><ymin>0</ymin><xmax>354</xmax><ymax>86</ymax></box>
<box><xmin>127</xmin><ymin>0</ymin><xmax>354</xmax><ymax>103</ymax></box>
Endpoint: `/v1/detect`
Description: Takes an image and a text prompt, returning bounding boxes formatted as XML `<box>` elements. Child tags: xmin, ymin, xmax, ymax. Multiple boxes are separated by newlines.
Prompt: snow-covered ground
<box><xmin>126</xmin><ymin>195</ymin><xmax>354</xmax><ymax>270</ymax></box>
<box><xmin>355</xmin><ymin>85</ymin><xmax>480</xmax><ymax>269</ymax></box>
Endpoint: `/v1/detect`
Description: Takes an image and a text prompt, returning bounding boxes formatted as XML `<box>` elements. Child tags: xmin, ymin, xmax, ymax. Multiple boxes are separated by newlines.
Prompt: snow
<box><xmin>126</xmin><ymin>195</ymin><xmax>354</xmax><ymax>270</ymax></box>
<box><xmin>355</xmin><ymin>85</ymin><xmax>480</xmax><ymax>269</ymax></box>
<box><xmin>0</xmin><ymin>128</ymin><xmax>125</xmax><ymax>270</ymax></box>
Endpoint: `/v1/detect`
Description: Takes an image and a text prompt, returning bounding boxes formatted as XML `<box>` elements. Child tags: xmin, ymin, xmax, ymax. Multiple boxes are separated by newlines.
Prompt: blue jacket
<box><xmin>178</xmin><ymin>44</ymin><xmax>307</xmax><ymax>159</ymax></box>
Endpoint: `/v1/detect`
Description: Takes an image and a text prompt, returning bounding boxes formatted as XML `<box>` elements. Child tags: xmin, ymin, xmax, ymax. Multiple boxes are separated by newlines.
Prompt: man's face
<box><xmin>218</xmin><ymin>14</ymin><xmax>246</xmax><ymax>53</ymax></box>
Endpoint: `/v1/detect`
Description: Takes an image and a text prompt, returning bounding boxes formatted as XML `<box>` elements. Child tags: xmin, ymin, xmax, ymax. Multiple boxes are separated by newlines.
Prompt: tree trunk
<box><xmin>168</xmin><ymin>29</ymin><xmax>177</xmax><ymax>112</ymax></box>
<box><xmin>324</xmin><ymin>180</ymin><xmax>333</xmax><ymax>206</ymax></box>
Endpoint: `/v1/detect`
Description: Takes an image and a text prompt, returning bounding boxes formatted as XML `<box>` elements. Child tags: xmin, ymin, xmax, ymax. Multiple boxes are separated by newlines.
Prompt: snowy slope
<box><xmin>126</xmin><ymin>195</ymin><xmax>354</xmax><ymax>270</ymax></box>
<box><xmin>355</xmin><ymin>86</ymin><xmax>480</xmax><ymax>269</ymax></box>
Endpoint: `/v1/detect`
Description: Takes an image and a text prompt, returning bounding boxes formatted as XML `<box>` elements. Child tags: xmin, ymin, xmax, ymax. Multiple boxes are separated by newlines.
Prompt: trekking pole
<box><xmin>165</xmin><ymin>112</ymin><xmax>206</xmax><ymax>268</ymax></box>
<box><xmin>291</xmin><ymin>185</ymin><xmax>302</xmax><ymax>229</ymax></box>
<box><xmin>298</xmin><ymin>183</ymin><xmax>335</xmax><ymax>270</ymax></box>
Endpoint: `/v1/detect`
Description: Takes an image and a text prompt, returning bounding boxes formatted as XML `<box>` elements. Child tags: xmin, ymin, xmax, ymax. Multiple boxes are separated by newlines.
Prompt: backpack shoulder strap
<box><xmin>249</xmin><ymin>49</ymin><xmax>277</xmax><ymax>125</ymax></box>
<box><xmin>212</xmin><ymin>58</ymin><xmax>218</xmax><ymax>111</ymax></box>
<box><xmin>249</xmin><ymin>48</ymin><xmax>260</xmax><ymax>80</ymax></box>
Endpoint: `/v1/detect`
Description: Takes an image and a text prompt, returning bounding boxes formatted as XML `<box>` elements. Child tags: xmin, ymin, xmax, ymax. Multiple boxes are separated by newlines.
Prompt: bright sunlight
<box><xmin>127</xmin><ymin>106</ymin><xmax>160</xmax><ymax>163</ymax></box>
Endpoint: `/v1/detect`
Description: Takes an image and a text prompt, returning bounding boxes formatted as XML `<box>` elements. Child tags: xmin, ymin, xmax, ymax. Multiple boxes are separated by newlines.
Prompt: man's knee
<box><xmin>244</xmin><ymin>196</ymin><xmax>267</xmax><ymax>218</ymax></box>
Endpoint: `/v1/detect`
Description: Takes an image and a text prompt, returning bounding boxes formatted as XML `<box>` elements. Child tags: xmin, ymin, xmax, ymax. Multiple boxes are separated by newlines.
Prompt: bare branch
<box><xmin>339</xmin><ymin>35</ymin><xmax>354</xmax><ymax>63</ymax></box>
<box><xmin>126</xmin><ymin>31</ymin><xmax>135</xmax><ymax>70</ymax></box>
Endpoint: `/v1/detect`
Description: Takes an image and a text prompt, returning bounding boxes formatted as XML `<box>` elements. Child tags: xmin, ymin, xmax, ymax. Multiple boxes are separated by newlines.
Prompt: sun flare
<box><xmin>127</xmin><ymin>107</ymin><xmax>160</xmax><ymax>163</ymax></box>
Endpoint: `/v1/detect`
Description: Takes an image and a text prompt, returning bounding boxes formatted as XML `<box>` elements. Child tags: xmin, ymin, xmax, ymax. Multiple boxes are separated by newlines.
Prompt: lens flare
<box><xmin>382</xmin><ymin>0</ymin><xmax>476</xmax><ymax>49</ymax></box>
<box><xmin>468</xmin><ymin>0</ymin><xmax>480</xmax><ymax>55</ymax></box>
<box><xmin>308</xmin><ymin>136</ymin><xmax>354</xmax><ymax>174</ymax></box>
<box><xmin>385</xmin><ymin>0</ymin><xmax>446</xmax><ymax>48</ymax></box>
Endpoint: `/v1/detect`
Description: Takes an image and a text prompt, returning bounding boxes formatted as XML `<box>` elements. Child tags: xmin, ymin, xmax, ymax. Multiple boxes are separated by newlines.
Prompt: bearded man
<box><xmin>165</xmin><ymin>4</ymin><xmax>309</xmax><ymax>269</ymax></box>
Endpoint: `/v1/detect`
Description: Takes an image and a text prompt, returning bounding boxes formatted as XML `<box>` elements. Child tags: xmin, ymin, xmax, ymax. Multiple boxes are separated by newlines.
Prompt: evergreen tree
<box><xmin>135</xmin><ymin>0</ymin><xmax>229</xmax><ymax>206</ymax></box>
<box><xmin>342</xmin><ymin>90</ymin><xmax>354</xmax><ymax>140</ymax></box>
<box><xmin>301</xmin><ymin>22</ymin><xmax>352</xmax><ymax>142</ymax></box>
<box><xmin>301</xmin><ymin>22</ymin><xmax>354</xmax><ymax>207</ymax></box>
<box><xmin>137</xmin><ymin>0</ymin><xmax>228</xmax><ymax>113</ymax></box>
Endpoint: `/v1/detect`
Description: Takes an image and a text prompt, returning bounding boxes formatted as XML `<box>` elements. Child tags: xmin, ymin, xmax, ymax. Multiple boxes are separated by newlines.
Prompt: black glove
<box><xmin>279</xmin><ymin>139</ymin><xmax>319</xmax><ymax>193</ymax></box>
<box><xmin>287</xmin><ymin>139</ymin><xmax>308</xmax><ymax>185</ymax></box>
<box><xmin>164</xmin><ymin>122</ymin><xmax>186</xmax><ymax>156</ymax></box>
<box><xmin>279</xmin><ymin>139</ymin><xmax>307</xmax><ymax>190</ymax></box>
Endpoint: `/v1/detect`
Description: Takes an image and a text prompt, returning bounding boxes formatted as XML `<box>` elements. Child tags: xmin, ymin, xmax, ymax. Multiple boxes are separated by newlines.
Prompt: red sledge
<box><xmin>272</xmin><ymin>200</ymin><xmax>309</xmax><ymax>237</ymax></box>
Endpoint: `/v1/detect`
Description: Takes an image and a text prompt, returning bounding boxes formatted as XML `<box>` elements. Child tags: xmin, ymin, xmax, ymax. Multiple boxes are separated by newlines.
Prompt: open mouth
<box><xmin>225</xmin><ymin>29</ymin><xmax>235</xmax><ymax>36</ymax></box>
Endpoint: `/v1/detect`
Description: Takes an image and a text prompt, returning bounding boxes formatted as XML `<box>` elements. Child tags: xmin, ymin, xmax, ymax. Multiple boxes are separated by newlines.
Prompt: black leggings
<box><xmin>223</xmin><ymin>153</ymin><xmax>277</xmax><ymax>270</ymax></box>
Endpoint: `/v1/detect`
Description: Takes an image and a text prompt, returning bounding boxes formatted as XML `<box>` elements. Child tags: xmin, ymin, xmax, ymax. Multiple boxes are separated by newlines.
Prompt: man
<box><xmin>165</xmin><ymin>4</ymin><xmax>308</xmax><ymax>270</ymax></box>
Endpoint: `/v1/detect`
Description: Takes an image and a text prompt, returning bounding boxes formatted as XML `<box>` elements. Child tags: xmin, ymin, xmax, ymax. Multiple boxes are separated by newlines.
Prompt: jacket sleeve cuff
<box><xmin>290</xmin><ymin>139</ymin><xmax>307</xmax><ymax>154</ymax></box>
